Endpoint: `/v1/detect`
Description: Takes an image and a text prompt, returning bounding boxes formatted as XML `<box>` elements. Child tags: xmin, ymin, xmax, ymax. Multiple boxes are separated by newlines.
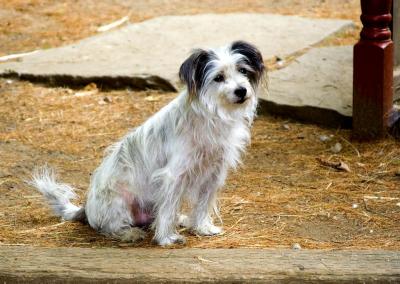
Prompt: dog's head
<box><xmin>179</xmin><ymin>41</ymin><xmax>265</xmax><ymax>112</ymax></box>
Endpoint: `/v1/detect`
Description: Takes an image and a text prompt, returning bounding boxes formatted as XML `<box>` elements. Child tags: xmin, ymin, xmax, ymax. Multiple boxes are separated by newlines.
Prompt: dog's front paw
<box><xmin>156</xmin><ymin>234</ymin><xmax>186</xmax><ymax>246</ymax></box>
<box><xmin>194</xmin><ymin>224</ymin><xmax>223</xmax><ymax>236</ymax></box>
<box><xmin>177</xmin><ymin>214</ymin><xmax>191</xmax><ymax>228</ymax></box>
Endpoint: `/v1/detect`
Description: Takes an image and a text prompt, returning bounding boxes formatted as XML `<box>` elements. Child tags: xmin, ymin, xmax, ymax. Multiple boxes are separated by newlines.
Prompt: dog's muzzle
<box><xmin>234</xmin><ymin>87</ymin><xmax>248</xmax><ymax>104</ymax></box>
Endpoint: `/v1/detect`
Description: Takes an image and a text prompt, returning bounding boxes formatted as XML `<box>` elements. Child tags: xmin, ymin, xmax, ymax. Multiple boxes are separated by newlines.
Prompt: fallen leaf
<box><xmin>316</xmin><ymin>158</ymin><xmax>351</xmax><ymax>172</ymax></box>
<box><xmin>337</xmin><ymin>161</ymin><xmax>351</xmax><ymax>172</ymax></box>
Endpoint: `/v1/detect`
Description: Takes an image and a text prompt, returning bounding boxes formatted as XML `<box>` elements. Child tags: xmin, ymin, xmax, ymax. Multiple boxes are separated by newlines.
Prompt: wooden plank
<box><xmin>353</xmin><ymin>0</ymin><xmax>394</xmax><ymax>140</ymax></box>
<box><xmin>0</xmin><ymin>246</ymin><xmax>399</xmax><ymax>283</ymax></box>
<box><xmin>394</xmin><ymin>0</ymin><xmax>400</xmax><ymax>66</ymax></box>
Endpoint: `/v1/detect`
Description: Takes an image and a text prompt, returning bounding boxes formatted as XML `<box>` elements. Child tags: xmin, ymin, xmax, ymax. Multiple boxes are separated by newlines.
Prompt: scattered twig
<box><xmin>0</xmin><ymin>243</ymin><xmax>31</xmax><ymax>246</ymax></box>
<box><xmin>0</xmin><ymin>50</ymin><xmax>39</xmax><ymax>62</ymax></box>
<box><xmin>18</xmin><ymin>222</ymin><xmax>66</xmax><ymax>234</ymax></box>
<box><xmin>195</xmin><ymin>256</ymin><xmax>216</xmax><ymax>263</ymax></box>
<box><xmin>323</xmin><ymin>182</ymin><xmax>333</xmax><ymax>191</ymax></box>
<box><xmin>220</xmin><ymin>217</ymin><xmax>244</xmax><ymax>236</ymax></box>
<box><xmin>363</xmin><ymin>195</ymin><xmax>399</xmax><ymax>201</ymax></box>
<box><xmin>339</xmin><ymin>136</ymin><xmax>361</xmax><ymax>157</ymax></box>
<box><xmin>73</xmin><ymin>90</ymin><xmax>97</xmax><ymax>98</ymax></box>
<box><xmin>97</xmin><ymin>16</ymin><xmax>129</xmax><ymax>32</ymax></box>
<box><xmin>362</xmin><ymin>198</ymin><xmax>371</xmax><ymax>213</ymax></box>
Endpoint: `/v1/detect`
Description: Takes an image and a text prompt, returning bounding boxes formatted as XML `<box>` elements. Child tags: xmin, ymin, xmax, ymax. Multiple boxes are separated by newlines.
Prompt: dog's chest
<box><xmin>189</xmin><ymin>124</ymin><xmax>243</xmax><ymax>167</ymax></box>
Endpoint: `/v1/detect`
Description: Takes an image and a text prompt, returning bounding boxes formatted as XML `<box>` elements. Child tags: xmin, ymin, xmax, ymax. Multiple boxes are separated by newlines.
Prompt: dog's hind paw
<box><xmin>117</xmin><ymin>227</ymin><xmax>147</xmax><ymax>243</ymax></box>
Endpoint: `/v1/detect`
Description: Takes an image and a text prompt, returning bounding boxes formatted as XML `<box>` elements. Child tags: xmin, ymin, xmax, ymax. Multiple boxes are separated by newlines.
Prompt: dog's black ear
<box><xmin>231</xmin><ymin>41</ymin><xmax>265</xmax><ymax>82</ymax></box>
<box><xmin>179</xmin><ymin>49</ymin><xmax>211</xmax><ymax>96</ymax></box>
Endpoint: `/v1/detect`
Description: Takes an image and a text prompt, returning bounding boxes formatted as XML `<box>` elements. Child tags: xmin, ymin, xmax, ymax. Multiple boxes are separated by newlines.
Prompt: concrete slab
<box><xmin>0</xmin><ymin>13</ymin><xmax>353</xmax><ymax>91</ymax></box>
<box><xmin>259</xmin><ymin>46</ymin><xmax>353</xmax><ymax>127</ymax></box>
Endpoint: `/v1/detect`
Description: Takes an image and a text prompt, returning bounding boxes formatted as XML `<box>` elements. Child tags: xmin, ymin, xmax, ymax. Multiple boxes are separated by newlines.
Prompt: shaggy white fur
<box><xmin>31</xmin><ymin>41</ymin><xmax>266</xmax><ymax>246</ymax></box>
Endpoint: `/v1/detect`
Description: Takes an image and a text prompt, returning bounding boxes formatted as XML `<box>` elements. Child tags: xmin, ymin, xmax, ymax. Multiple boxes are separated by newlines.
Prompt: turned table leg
<box><xmin>353</xmin><ymin>0</ymin><xmax>394</xmax><ymax>139</ymax></box>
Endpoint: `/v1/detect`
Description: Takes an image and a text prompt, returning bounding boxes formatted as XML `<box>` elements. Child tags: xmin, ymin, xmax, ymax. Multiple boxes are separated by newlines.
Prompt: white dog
<box><xmin>31</xmin><ymin>41</ymin><xmax>266</xmax><ymax>246</ymax></box>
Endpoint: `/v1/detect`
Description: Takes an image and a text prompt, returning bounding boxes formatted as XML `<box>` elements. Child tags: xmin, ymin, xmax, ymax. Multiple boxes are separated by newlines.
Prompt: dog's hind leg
<box><xmin>85</xmin><ymin>191</ymin><xmax>147</xmax><ymax>243</ymax></box>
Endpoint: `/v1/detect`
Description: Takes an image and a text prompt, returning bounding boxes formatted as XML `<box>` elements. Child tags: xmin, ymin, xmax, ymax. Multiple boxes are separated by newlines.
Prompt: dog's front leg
<box><xmin>152</xmin><ymin>169</ymin><xmax>186</xmax><ymax>246</ymax></box>
<box><xmin>186</xmin><ymin>168</ymin><xmax>227</xmax><ymax>236</ymax></box>
<box><xmin>190</xmin><ymin>187</ymin><xmax>223</xmax><ymax>236</ymax></box>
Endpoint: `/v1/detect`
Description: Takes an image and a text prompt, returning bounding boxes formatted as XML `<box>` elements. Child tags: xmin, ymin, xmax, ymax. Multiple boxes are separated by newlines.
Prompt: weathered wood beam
<box><xmin>0</xmin><ymin>246</ymin><xmax>399</xmax><ymax>283</ymax></box>
<box><xmin>353</xmin><ymin>0</ymin><xmax>394</xmax><ymax>139</ymax></box>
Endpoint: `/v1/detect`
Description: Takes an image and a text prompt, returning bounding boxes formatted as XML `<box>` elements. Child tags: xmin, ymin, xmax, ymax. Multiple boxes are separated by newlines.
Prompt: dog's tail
<box><xmin>30</xmin><ymin>166</ymin><xmax>86</xmax><ymax>222</ymax></box>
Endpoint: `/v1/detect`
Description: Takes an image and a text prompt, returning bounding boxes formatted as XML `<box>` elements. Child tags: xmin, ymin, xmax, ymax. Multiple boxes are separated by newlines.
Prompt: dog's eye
<box><xmin>238</xmin><ymin>68</ymin><xmax>247</xmax><ymax>75</ymax></box>
<box><xmin>214</xmin><ymin>74</ymin><xmax>224</xmax><ymax>83</ymax></box>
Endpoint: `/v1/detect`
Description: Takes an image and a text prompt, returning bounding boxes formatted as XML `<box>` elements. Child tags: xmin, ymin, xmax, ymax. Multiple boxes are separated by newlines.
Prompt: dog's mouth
<box><xmin>234</xmin><ymin>97</ymin><xmax>248</xmax><ymax>104</ymax></box>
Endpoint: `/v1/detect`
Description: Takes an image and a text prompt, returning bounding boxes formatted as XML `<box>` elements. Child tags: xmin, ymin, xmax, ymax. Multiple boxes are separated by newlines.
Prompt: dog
<box><xmin>31</xmin><ymin>41</ymin><xmax>266</xmax><ymax>246</ymax></box>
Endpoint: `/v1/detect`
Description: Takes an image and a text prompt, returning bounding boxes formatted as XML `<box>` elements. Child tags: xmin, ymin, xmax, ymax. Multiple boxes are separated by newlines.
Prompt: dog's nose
<box><xmin>234</xmin><ymin>87</ymin><xmax>247</xmax><ymax>98</ymax></box>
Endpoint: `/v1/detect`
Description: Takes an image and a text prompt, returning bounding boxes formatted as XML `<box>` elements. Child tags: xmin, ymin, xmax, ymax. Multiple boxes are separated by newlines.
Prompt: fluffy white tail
<box><xmin>30</xmin><ymin>167</ymin><xmax>86</xmax><ymax>222</ymax></box>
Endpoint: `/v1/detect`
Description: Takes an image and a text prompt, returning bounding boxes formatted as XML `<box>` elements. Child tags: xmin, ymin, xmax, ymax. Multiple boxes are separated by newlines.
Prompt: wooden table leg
<box><xmin>353</xmin><ymin>0</ymin><xmax>394</xmax><ymax>140</ymax></box>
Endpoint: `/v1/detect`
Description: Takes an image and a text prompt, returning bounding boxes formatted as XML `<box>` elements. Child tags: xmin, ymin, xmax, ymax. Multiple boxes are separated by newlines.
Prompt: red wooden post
<box><xmin>353</xmin><ymin>0</ymin><xmax>394</xmax><ymax>139</ymax></box>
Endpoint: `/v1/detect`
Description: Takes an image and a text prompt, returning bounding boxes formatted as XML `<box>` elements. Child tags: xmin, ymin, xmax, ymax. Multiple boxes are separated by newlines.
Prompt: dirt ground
<box><xmin>1</xmin><ymin>0</ymin><xmax>399</xmax><ymax>250</ymax></box>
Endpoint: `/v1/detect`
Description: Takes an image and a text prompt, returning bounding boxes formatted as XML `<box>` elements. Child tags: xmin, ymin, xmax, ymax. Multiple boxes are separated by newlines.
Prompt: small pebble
<box><xmin>297</xmin><ymin>264</ymin><xmax>305</xmax><ymax>271</ymax></box>
<box><xmin>5</xmin><ymin>79</ymin><xmax>13</xmax><ymax>84</ymax></box>
<box><xmin>282</xmin><ymin>124</ymin><xmax>290</xmax><ymax>130</ymax></box>
<box><xmin>319</xmin><ymin>135</ymin><xmax>329</xmax><ymax>142</ymax></box>
<box><xmin>369</xmin><ymin>229</ymin><xmax>374</xmax><ymax>234</ymax></box>
<box><xmin>99</xmin><ymin>96</ymin><xmax>112</xmax><ymax>105</ymax></box>
<box><xmin>318</xmin><ymin>134</ymin><xmax>333</xmax><ymax>142</ymax></box>
<box><xmin>276</xmin><ymin>59</ymin><xmax>285</xmax><ymax>68</ymax></box>
<box><xmin>396</xmin><ymin>202</ymin><xmax>400</xmax><ymax>207</ymax></box>
<box><xmin>103</xmin><ymin>96</ymin><xmax>112</xmax><ymax>103</ymax></box>
<box><xmin>330</xmin><ymin>142</ymin><xmax>343</xmax><ymax>153</ymax></box>
<box><xmin>292</xmin><ymin>243</ymin><xmax>301</xmax><ymax>250</ymax></box>
<box><xmin>352</xmin><ymin>203</ymin><xmax>359</xmax><ymax>209</ymax></box>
